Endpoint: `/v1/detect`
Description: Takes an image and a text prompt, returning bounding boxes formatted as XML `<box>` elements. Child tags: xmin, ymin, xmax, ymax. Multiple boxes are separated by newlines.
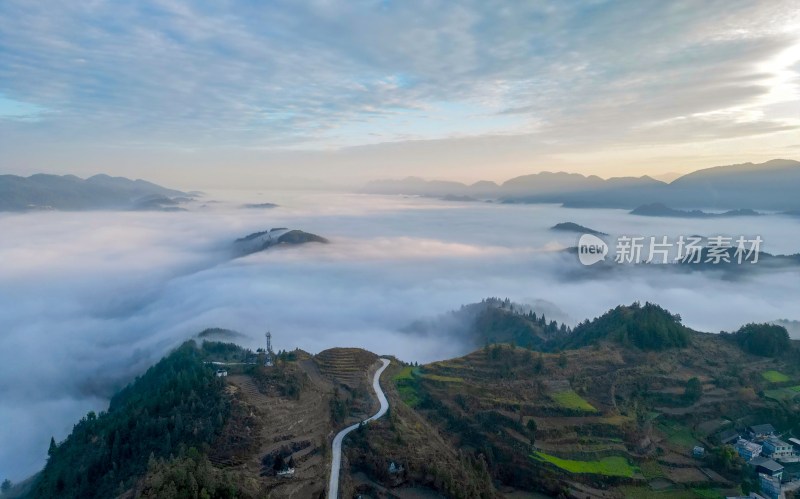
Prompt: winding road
<box><xmin>327</xmin><ymin>358</ymin><xmax>391</xmax><ymax>498</ymax></box>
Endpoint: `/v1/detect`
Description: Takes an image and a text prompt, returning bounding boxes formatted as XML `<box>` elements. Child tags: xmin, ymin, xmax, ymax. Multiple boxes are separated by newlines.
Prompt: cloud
<box><xmin>1</xmin><ymin>192</ymin><xmax>800</xmax><ymax>480</ymax></box>
<box><xmin>0</xmin><ymin>0</ymin><xmax>798</xmax><ymax>169</ymax></box>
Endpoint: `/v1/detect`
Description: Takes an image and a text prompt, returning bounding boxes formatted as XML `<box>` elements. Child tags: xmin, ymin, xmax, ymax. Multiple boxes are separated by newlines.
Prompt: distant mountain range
<box><xmin>0</xmin><ymin>174</ymin><xmax>187</xmax><ymax>211</ymax></box>
<box><xmin>363</xmin><ymin>159</ymin><xmax>800</xmax><ymax>211</ymax></box>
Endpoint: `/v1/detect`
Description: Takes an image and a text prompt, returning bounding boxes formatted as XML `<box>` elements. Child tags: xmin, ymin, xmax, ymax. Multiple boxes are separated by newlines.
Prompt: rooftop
<box><xmin>736</xmin><ymin>439</ymin><xmax>762</xmax><ymax>452</ymax></box>
<box><xmin>748</xmin><ymin>423</ymin><xmax>776</xmax><ymax>435</ymax></box>
<box><xmin>751</xmin><ymin>456</ymin><xmax>784</xmax><ymax>473</ymax></box>
<box><xmin>764</xmin><ymin>436</ymin><xmax>791</xmax><ymax>447</ymax></box>
<box><xmin>719</xmin><ymin>428</ymin><xmax>740</xmax><ymax>443</ymax></box>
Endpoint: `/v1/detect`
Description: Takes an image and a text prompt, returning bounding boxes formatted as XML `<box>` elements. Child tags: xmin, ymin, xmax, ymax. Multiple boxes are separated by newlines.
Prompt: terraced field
<box><xmin>549</xmin><ymin>389</ymin><xmax>597</xmax><ymax>412</ymax></box>
<box><xmin>531</xmin><ymin>451</ymin><xmax>638</xmax><ymax>477</ymax></box>
<box><xmin>764</xmin><ymin>385</ymin><xmax>800</xmax><ymax>401</ymax></box>
<box><xmin>761</xmin><ymin>370</ymin><xmax>791</xmax><ymax>382</ymax></box>
<box><xmin>368</xmin><ymin>328</ymin><xmax>800</xmax><ymax>498</ymax></box>
<box><xmin>315</xmin><ymin>347</ymin><xmax>378</xmax><ymax>387</ymax></box>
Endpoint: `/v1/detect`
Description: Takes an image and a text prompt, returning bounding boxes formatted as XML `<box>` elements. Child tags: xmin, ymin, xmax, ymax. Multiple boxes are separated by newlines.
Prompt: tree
<box><xmin>1</xmin><ymin>479</ymin><xmax>12</xmax><ymax>494</ymax></box>
<box><xmin>728</xmin><ymin>323</ymin><xmax>791</xmax><ymax>357</ymax></box>
<box><xmin>684</xmin><ymin>377</ymin><xmax>702</xmax><ymax>403</ymax></box>
<box><xmin>30</xmin><ymin>341</ymin><xmax>231</xmax><ymax>499</ymax></box>
<box><xmin>526</xmin><ymin>419</ymin><xmax>537</xmax><ymax>435</ymax></box>
<box><xmin>565</xmin><ymin>302</ymin><xmax>691</xmax><ymax>351</ymax></box>
<box><xmin>533</xmin><ymin>353</ymin><xmax>544</xmax><ymax>374</ymax></box>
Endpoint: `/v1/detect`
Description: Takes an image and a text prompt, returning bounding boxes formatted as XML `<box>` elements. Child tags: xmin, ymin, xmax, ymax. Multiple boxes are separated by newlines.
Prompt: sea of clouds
<box><xmin>1</xmin><ymin>191</ymin><xmax>799</xmax><ymax>481</ymax></box>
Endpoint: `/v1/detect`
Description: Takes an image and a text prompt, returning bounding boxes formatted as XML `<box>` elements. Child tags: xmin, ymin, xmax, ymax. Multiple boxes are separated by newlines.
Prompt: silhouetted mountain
<box><xmin>132</xmin><ymin>194</ymin><xmax>189</xmax><ymax>212</ymax></box>
<box><xmin>550</xmin><ymin>222</ymin><xmax>607</xmax><ymax>236</ymax></box>
<box><xmin>501</xmin><ymin>171</ymin><xmax>607</xmax><ymax>196</ymax></box>
<box><xmin>0</xmin><ymin>174</ymin><xmax>186</xmax><ymax>211</ymax></box>
<box><xmin>667</xmin><ymin>159</ymin><xmax>800</xmax><ymax>210</ymax></box>
<box><xmin>233</xmin><ymin>228</ymin><xmax>328</xmax><ymax>257</ymax></box>
<box><xmin>241</xmin><ymin>202</ymin><xmax>279</xmax><ymax>209</ymax></box>
<box><xmin>363</xmin><ymin>159</ymin><xmax>800</xmax><ymax>210</ymax></box>
<box><xmin>630</xmin><ymin>203</ymin><xmax>761</xmax><ymax>218</ymax></box>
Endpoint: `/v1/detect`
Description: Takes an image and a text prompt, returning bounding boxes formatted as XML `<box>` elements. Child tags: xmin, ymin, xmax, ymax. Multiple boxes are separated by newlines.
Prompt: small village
<box><xmin>718</xmin><ymin>423</ymin><xmax>800</xmax><ymax>499</ymax></box>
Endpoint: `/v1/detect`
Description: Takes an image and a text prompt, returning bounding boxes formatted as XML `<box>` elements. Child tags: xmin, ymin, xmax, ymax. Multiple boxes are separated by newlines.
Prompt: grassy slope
<box><xmin>761</xmin><ymin>370</ymin><xmax>790</xmax><ymax>382</ymax></box>
<box><xmin>531</xmin><ymin>451</ymin><xmax>637</xmax><ymax>477</ymax></box>
<box><xmin>387</xmin><ymin>332</ymin><xmax>800</xmax><ymax>498</ymax></box>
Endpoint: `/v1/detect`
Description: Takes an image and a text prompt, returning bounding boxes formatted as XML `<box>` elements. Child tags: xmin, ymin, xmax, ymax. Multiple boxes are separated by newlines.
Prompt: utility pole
<box><xmin>265</xmin><ymin>331</ymin><xmax>274</xmax><ymax>366</ymax></box>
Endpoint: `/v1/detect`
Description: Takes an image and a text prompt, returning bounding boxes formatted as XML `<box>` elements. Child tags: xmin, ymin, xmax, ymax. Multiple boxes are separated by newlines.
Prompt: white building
<box><xmin>763</xmin><ymin>437</ymin><xmax>795</xmax><ymax>461</ymax></box>
<box><xmin>277</xmin><ymin>467</ymin><xmax>295</xmax><ymax>478</ymax></box>
<box><xmin>735</xmin><ymin>438</ymin><xmax>763</xmax><ymax>462</ymax></box>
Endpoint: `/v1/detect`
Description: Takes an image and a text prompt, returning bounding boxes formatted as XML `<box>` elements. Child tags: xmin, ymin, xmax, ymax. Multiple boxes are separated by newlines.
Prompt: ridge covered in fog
<box><xmin>364</xmin><ymin>158</ymin><xmax>800</xmax><ymax>210</ymax></box>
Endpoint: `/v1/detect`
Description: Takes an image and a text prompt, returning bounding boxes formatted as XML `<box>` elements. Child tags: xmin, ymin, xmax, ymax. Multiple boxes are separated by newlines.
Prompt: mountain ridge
<box><xmin>0</xmin><ymin>173</ymin><xmax>187</xmax><ymax>211</ymax></box>
<box><xmin>363</xmin><ymin>158</ymin><xmax>800</xmax><ymax>210</ymax></box>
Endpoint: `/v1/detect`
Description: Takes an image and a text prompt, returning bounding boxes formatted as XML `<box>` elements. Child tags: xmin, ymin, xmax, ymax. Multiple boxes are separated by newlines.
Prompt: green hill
<box><xmin>29</xmin><ymin>341</ymin><xmax>231</xmax><ymax>499</ymax></box>
<box><xmin>562</xmin><ymin>302</ymin><xmax>692</xmax><ymax>351</ymax></box>
<box><xmin>723</xmin><ymin>323</ymin><xmax>791</xmax><ymax>357</ymax></box>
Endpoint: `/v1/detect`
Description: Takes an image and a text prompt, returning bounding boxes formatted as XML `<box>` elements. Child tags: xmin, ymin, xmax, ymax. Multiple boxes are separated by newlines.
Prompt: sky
<box><xmin>1</xmin><ymin>0</ymin><xmax>800</xmax><ymax>187</ymax></box>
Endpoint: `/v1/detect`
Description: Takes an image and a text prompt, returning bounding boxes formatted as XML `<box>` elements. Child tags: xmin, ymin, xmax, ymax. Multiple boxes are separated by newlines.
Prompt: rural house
<box><xmin>758</xmin><ymin>473</ymin><xmax>782</xmax><ymax>499</ymax></box>
<box><xmin>751</xmin><ymin>456</ymin><xmax>784</xmax><ymax>480</ymax></box>
<box><xmin>735</xmin><ymin>439</ymin><xmax>763</xmax><ymax>462</ymax></box>
<box><xmin>762</xmin><ymin>437</ymin><xmax>795</xmax><ymax>461</ymax></box>
<box><xmin>718</xmin><ymin>428</ymin><xmax>740</xmax><ymax>445</ymax></box>
<box><xmin>747</xmin><ymin>424</ymin><xmax>776</xmax><ymax>441</ymax></box>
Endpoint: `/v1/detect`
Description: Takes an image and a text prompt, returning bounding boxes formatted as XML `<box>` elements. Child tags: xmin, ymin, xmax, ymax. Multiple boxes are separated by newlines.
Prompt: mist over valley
<box><xmin>2</xmin><ymin>188</ymin><xmax>800</xmax><ymax>482</ymax></box>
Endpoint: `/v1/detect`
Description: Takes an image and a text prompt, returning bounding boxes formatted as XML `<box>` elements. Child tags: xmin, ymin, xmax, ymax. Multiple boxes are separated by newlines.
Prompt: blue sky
<box><xmin>1</xmin><ymin>0</ymin><xmax>799</xmax><ymax>187</ymax></box>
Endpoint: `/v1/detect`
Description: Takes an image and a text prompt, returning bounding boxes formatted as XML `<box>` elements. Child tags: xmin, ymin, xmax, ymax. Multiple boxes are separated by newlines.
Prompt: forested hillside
<box><xmin>563</xmin><ymin>302</ymin><xmax>692</xmax><ymax>351</ymax></box>
<box><xmin>29</xmin><ymin>341</ymin><xmax>230</xmax><ymax>499</ymax></box>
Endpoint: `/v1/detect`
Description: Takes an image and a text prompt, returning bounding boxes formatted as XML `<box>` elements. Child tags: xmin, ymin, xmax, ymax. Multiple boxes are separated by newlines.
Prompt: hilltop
<box><xmin>551</xmin><ymin>222</ymin><xmax>608</xmax><ymax>236</ymax></box>
<box><xmin>232</xmin><ymin>228</ymin><xmax>329</xmax><ymax>257</ymax></box>
<box><xmin>563</xmin><ymin>302</ymin><xmax>693</xmax><ymax>351</ymax></box>
<box><xmin>403</xmin><ymin>297</ymin><xmax>571</xmax><ymax>351</ymax></box>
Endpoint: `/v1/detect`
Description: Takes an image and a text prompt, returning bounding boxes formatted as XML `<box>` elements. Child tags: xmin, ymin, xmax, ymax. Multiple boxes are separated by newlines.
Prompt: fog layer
<box><xmin>1</xmin><ymin>192</ymin><xmax>799</xmax><ymax>480</ymax></box>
